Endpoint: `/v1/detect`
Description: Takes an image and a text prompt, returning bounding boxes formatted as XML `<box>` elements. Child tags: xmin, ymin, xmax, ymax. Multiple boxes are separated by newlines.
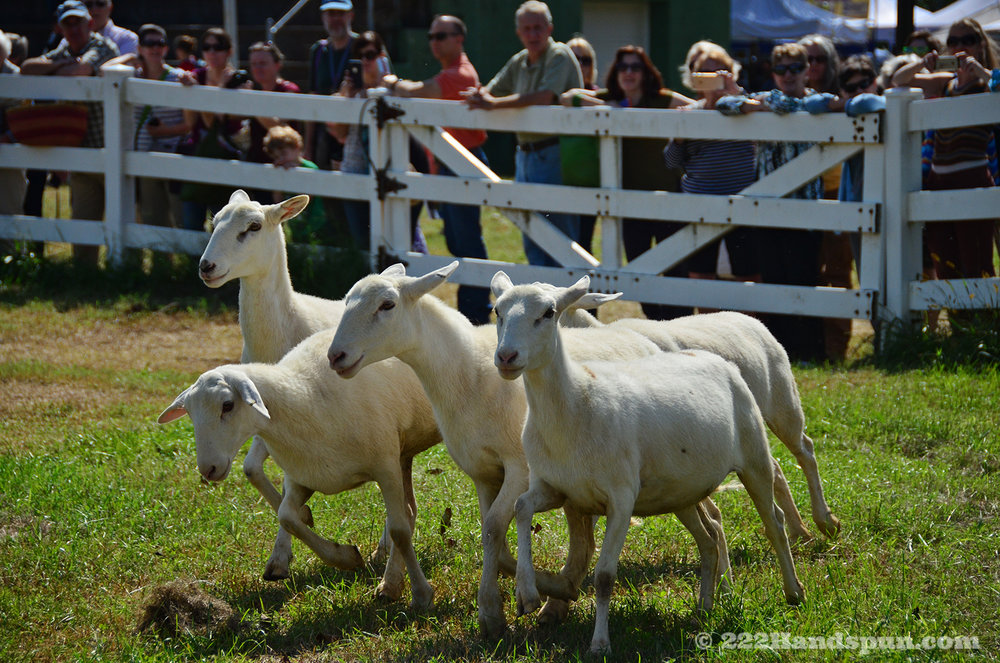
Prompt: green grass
<box><xmin>1</xmin><ymin>314</ymin><xmax>998</xmax><ymax>661</ymax></box>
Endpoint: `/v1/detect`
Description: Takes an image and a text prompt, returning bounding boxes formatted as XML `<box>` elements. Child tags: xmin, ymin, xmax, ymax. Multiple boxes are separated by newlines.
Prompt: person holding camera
<box><xmin>177</xmin><ymin>27</ymin><xmax>245</xmax><ymax>231</ymax></box>
<box><xmin>325</xmin><ymin>31</ymin><xmax>428</xmax><ymax>253</ymax></box>
<box><xmin>663</xmin><ymin>41</ymin><xmax>757</xmax><ymax>286</ymax></box>
<box><xmin>101</xmin><ymin>24</ymin><xmax>192</xmax><ymax>231</ymax></box>
<box><xmin>891</xmin><ymin>18</ymin><xmax>1000</xmax><ymax>284</ymax></box>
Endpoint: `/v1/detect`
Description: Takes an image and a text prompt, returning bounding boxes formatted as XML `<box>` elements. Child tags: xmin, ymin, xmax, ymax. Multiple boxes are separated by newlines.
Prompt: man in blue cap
<box><xmin>22</xmin><ymin>0</ymin><xmax>120</xmax><ymax>267</ymax></box>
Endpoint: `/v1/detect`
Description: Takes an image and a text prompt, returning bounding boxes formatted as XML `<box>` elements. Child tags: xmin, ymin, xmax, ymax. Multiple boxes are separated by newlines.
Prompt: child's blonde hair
<box><xmin>263</xmin><ymin>125</ymin><xmax>302</xmax><ymax>158</ymax></box>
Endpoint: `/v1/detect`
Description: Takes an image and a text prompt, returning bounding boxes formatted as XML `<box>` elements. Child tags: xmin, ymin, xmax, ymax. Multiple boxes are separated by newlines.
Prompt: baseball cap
<box><xmin>56</xmin><ymin>0</ymin><xmax>91</xmax><ymax>23</ymax></box>
<box><xmin>320</xmin><ymin>0</ymin><xmax>353</xmax><ymax>11</ymax></box>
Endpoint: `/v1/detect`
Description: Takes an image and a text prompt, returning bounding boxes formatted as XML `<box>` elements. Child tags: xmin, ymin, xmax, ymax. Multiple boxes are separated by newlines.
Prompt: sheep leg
<box><xmin>513</xmin><ymin>479</ymin><xmax>567</xmax><ymax>621</ymax></box>
<box><xmin>537</xmin><ymin>505</ymin><xmax>595</xmax><ymax>625</ymax></box>
<box><xmin>375</xmin><ymin>469</ymin><xmax>434</xmax><ymax>610</ymax></box>
<box><xmin>736</xmin><ymin>464</ymin><xmax>804</xmax><ymax>606</ymax></box>
<box><xmin>244</xmin><ymin>437</ymin><xmax>313</xmax><ymax>525</ymax></box>
<box><xmin>478</xmin><ymin>467</ymin><xmax>532</xmax><ymax>637</ymax></box>
<box><xmin>589</xmin><ymin>495</ymin><xmax>636</xmax><ymax>655</ymax></box>
<box><xmin>768</xmin><ymin>408</ymin><xmax>841</xmax><ymax>539</ymax></box>
<box><xmin>369</xmin><ymin>455</ymin><xmax>416</xmax><ymax>568</ymax></box>
<box><xmin>674</xmin><ymin>503</ymin><xmax>721</xmax><ymax>613</ymax></box>
<box><xmin>277</xmin><ymin>479</ymin><xmax>365</xmax><ymax>571</ymax></box>
<box><xmin>771</xmin><ymin>457</ymin><xmax>813</xmax><ymax>543</ymax></box>
<box><xmin>795</xmin><ymin>433</ymin><xmax>840</xmax><ymax>538</ymax></box>
<box><xmin>699</xmin><ymin>498</ymin><xmax>731</xmax><ymax>594</ymax></box>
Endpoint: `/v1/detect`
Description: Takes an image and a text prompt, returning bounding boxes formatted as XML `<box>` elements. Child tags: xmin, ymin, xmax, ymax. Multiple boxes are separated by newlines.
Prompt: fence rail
<box><xmin>1</xmin><ymin>69</ymin><xmax>998</xmax><ymax>325</ymax></box>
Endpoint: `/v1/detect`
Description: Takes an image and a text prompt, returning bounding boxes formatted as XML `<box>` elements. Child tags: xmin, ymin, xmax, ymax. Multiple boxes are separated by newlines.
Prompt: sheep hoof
<box><xmin>537</xmin><ymin>598</ymin><xmax>570</xmax><ymax>625</ymax></box>
<box><xmin>262</xmin><ymin>561</ymin><xmax>290</xmax><ymax>581</ymax></box>
<box><xmin>367</xmin><ymin>545</ymin><xmax>389</xmax><ymax>569</ymax></box>
<box><xmin>588</xmin><ymin>639</ymin><xmax>612</xmax><ymax>656</ymax></box>
<box><xmin>477</xmin><ymin>612</ymin><xmax>507</xmax><ymax>639</ymax></box>
<box><xmin>515</xmin><ymin>590</ymin><xmax>542</xmax><ymax>617</ymax></box>
<box><xmin>817</xmin><ymin>513</ymin><xmax>841</xmax><ymax>539</ymax></box>
<box><xmin>409</xmin><ymin>585</ymin><xmax>434</xmax><ymax>611</ymax></box>
<box><xmin>785</xmin><ymin>585</ymin><xmax>805</xmax><ymax>606</ymax></box>
<box><xmin>375</xmin><ymin>580</ymin><xmax>404</xmax><ymax>603</ymax></box>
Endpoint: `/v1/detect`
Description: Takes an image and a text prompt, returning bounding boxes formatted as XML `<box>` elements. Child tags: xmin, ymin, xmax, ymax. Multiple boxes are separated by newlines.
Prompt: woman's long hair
<box><xmin>604</xmin><ymin>45</ymin><xmax>664</xmax><ymax>102</ymax></box>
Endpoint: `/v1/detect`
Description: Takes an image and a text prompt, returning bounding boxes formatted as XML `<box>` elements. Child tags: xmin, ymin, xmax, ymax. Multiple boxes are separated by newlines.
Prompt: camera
<box><xmin>690</xmin><ymin>72</ymin><xmax>724</xmax><ymax>91</ymax></box>
<box><xmin>146</xmin><ymin>117</ymin><xmax>160</xmax><ymax>127</ymax></box>
<box><xmin>345</xmin><ymin>59</ymin><xmax>363</xmax><ymax>89</ymax></box>
<box><xmin>224</xmin><ymin>69</ymin><xmax>251</xmax><ymax>89</ymax></box>
<box><xmin>935</xmin><ymin>55</ymin><xmax>958</xmax><ymax>72</ymax></box>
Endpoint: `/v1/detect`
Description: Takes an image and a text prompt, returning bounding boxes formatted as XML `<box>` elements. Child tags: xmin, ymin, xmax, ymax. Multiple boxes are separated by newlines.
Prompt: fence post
<box><xmin>599</xmin><ymin>133</ymin><xmax>623</xmax><ymax>269</ymax></box>
<box><xmin>881</xmin><ymin>87</ymin><xmax>923</xmax><ymax>328</ymax></box>
<box><xmin>101</xmin><ymin>65</ymin><xmax>135</xmax><ymax>267</ymax></box>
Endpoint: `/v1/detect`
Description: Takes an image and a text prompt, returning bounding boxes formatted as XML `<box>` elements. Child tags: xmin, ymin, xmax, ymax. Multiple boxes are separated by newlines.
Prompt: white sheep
<box><xmin>157</xmin><ymin>328</ymin><xmax>441</xmax><ymax>608</ymax></box>
<box><xmin>491</xmin><ymin>273</ymin><xmax>804</xmax><ymax>654</ymax></box>
<box><xmin>196</xmin><ymin>189</ymin><xmax>399</xmax><ymax>578</ymax></box>
<box><xmin>561</xmin><ymin>303</ymin><xmax>840</xmax><ymax>541</ymax></box>
<box><xmin>325</xmin><ymin>262</ymin><xmax>731</xmax><ymax>637</ymax></box>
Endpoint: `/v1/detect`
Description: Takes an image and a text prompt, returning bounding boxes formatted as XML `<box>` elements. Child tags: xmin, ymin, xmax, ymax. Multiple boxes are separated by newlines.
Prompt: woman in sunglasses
<box><xmin>891</xmin><ymin>18</ymin><xmax>1000</xmax><ymax>285</ymax></box>
<box><xmin>327</xmin><ymin>31</ymin><xmax>427</xmax><ymax>254</ymax></box>
<box><xmin>177</xmin><ymin>27</ymin><xmax>245</xmax><ymax>231</ymax></box>
<box><xmin>717</xmin><ymin>42</ymin><xmax>826</xmax><ymax>361</ymax></box>
<box><xmin>798</xmin><ymin>34</ymin><xmax>840</xmax><ymax>96</ymax></box>
<box><xmin>101</xmin><ymin>24</ymin><xmax>192</xmax><ymax>231</ymax></box>
<box><xmin>560</xmin><ymin>45</ymin><xmax>695</xmax><ymax>320</ymax></box>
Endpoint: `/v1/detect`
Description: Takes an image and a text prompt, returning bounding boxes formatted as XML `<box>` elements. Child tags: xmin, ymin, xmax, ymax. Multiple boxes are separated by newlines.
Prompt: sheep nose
<box><xmin>201</xmin><ymin>465</ymin><xmax>218</xmax><ymax>481</ymax></box>
<box><xmin>199</xmin><ymin>259</ymin><xmax>215</xmax><ymax>275</ymax></box>
<box><xmin>328</xmin><ymin>350</ymin><xmax>345</xmax><ymax>369</ymax></box>
<box><xmin>497</xmin><ymin>349</ymin><xmax>518</xmax><ymax>366</ymax></box>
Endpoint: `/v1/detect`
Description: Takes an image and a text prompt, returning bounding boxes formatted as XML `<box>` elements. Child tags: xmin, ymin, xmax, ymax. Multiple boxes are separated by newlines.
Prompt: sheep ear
<box><xmin>555</xmin><ymin>276</ymin><xmax>591</xmax><ymax>313</ymax></box>
<box><xmin>232</xmin><ymin>373</ymin><xmax>271</xmax><ymax>420</ymax></box>
<box><xmin>380</xmin><ymin>263</ymin><xmax>407</xmax><ymax>278</ymax></box>
<box><xmin>401</xmin><ymin>261</ymin><xmax>458</xmax><ymax>300</ymax></box>
<box><xmin>491</xmin><ymin>271</ymin><xmax>514</xmax><ymax>298</ymax></box>
<box><xmin>157</xmin><ymin>387</ymin><xmax>191</xmax><ymax>424</ymax></box>
<box><xmin>264</xmin><ymin>195</ymin><xmax>310</xmax><ymax>226</ymax></box>
<box><xmin>229</xmin><ymin>189</ymin><xmax>251</xmax><ymax>204</ymax></box>
<box><xmin>572</xmin><ymin>291</ymin><xmax>622</xmax><ymax>310</ymax></box>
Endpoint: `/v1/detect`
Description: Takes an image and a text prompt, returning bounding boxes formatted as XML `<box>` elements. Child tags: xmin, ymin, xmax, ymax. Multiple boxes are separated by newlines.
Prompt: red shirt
<box><xmin>434</xmin><ymin>52</ymin><xmax>487</xmax><ymax>149</ymax></box>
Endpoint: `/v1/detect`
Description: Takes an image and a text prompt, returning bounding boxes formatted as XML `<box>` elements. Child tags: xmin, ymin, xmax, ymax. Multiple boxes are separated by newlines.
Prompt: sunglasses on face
<box><xmin>359</xmin><ymin>50</ymin><xmax>380</xmax><ymax>61</ymax></box>
<box><xmin>903</xmin><ymin>45</ymin><xmax>930</xmax><ymax>56</ymax></box>
<box><xmin>842</xmin><ymin>77</ymin><xmax>874</xmax><ymax>94</ymax></box>
<box><xmin>202</xmin><ymin>43</ymin><xmax>229</xmax><ymax>52</ymax></box>
<box><xmin>617</xmin><ymin>62</ymin><xmax>643</xmax><ymax>73</ymax></box>
<box><xmin>946</xmin><ymin>33</ymin><xmax>980</xmax><ymax>48</ymax></box>
<box><xmin>575</xmin><ymin>55</ymin><xmax>593</xmax><ymax>66</ymax></box>
<box><xmin>141</xmin><ymin>39</ymin><xmax>167</xmax><ymax>48</ymax></box>
<box><xmin>773</xmin><ymin>62</ymin><xmax>806</xmax><ymax>76</ymax></box>
<box><xmin>427</xmin><ymin>31</ymin><xmax>459</xmax><ymax>42</ymax></box>
<box><xmin>807</xmin><ymin>54</ymin><xmax>827</xmax><ymax>64</ymax></box>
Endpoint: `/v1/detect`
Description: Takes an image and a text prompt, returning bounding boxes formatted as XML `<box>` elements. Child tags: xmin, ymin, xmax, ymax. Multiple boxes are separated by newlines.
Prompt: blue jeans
<box><xmin>344</xmin><ymin>198</ymin><xmax>428</xmax><ymax>254</ymax></box>
<box><xmin>438</xmin><ymin>147</ymin><xmax>492</xmax><ymax>324</ymax></box>
<box><xmin>515</xmin><ymin>142</ymin><xmax>580</xmax><ymax>267</ymax></box>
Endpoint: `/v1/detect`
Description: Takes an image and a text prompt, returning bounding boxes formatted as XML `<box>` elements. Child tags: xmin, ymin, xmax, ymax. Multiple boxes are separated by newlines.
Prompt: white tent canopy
<box><xmin>868</xmin><ymin>0</ymin><xmax>1000</xmax><ymax>43</ymax></box>
<box><xmin>732</xmin><ymin>0</ymin><xmax>870</xmax><ymax>43</ymax></box>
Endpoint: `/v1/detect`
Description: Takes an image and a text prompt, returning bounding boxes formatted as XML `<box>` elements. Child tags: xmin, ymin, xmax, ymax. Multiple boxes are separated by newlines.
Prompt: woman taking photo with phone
<box><xmin>891</xmin><ymin>18</ymin><xmax>999</xmax><ymax>284</ymax></box>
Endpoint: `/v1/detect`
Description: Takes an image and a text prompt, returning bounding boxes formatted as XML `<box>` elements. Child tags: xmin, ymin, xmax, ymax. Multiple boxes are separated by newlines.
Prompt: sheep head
<box><xmin>198</xmin><ymin>190</ymin><xmax>309</xmax><ymax>288</ymax></box>
<box><xmin>157</xmin><ymin>368</ymin><xmax>271</xmax><ymax>482</ymax></box>
<box><xmin>491</xmin><ymin>272</ymin><xmax>591</xmax><ymax>379</ymax></box>
<box><xmin>328</xmin><ymin>261</ymin><xmax>458</xmax><ymax>378</ymax></box>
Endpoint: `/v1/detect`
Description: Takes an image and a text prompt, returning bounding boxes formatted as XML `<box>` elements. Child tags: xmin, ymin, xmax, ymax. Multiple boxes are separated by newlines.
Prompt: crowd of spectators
<box><xmin>2</xmin><ymin>0</ymin><xmax>998</xmax><ymax>356</ymax></box>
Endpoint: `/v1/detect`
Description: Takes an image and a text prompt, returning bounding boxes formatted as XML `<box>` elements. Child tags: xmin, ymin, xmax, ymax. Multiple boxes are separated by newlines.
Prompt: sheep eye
<box><xmin>543</xmin><ymin>308</ymin><xmax>555</xmax><ymax>319</ymax></box>
<box><xmin>222</xmin><ymin>401</ymin><xmax>234</xmax><ymax>414</ymax></box>
<box><xmin>248</xmin><ymin>222</ymin><xmax>262</xmax><ymax>232</ymax></box>
<box><xmin>378</xmin><ymin>301</ymin><xmax>396</xmax><ymax>312</ymax></box>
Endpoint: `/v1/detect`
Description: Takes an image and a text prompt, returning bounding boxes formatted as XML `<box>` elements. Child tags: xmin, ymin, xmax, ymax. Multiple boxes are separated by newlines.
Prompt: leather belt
<box><xmin>517</xmin><ymin>136</ymin><xmax>559</xmax><ymax>153</ymax></box>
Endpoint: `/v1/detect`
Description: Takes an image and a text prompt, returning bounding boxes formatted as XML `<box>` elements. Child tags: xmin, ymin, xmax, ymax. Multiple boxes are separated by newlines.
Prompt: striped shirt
<box><xmin>663</xmin><ymin>139</ymin><xmax>757</xmax><ymax>195</ymax></box>
<box><xmin>133</xmin><ymin>66</ymin><xmax>185</xmax><ymax>153</ymax></box>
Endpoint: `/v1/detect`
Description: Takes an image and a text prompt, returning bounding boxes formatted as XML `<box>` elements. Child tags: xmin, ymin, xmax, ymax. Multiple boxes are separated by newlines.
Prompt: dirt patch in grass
<box><xmin>136</xmin><ymin>580</ymin><xmax>238</xmax><ymax>638</ymax></box>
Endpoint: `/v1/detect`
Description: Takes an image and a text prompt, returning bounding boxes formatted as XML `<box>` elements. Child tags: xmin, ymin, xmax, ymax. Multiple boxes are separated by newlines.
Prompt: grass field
<box><xmin>1</xmin><ymin>194</ymin><xmax>998</xmax><ymax>661</ymax></box>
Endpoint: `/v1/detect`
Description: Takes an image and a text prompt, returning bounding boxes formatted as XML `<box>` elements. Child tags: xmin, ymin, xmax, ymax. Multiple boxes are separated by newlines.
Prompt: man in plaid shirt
<box><xmin>22</xmin><ymin>0</ymin><xmax>119</xmax><ymax>266</ymax></box>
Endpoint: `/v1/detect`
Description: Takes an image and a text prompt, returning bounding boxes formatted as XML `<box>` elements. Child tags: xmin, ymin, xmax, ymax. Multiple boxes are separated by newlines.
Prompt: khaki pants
<box><xmin>0</xmin><ymin>167</ymin><xmax>27</xmax><ymax>254</ymax></box>
<box><xmin>70</xmin><ymin>172</ymin><xmax>104</xmax><ymax>265</ymax></box>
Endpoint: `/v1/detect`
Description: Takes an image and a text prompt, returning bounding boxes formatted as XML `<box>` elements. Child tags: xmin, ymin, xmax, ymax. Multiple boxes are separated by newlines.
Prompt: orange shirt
<box><xmin>435</xmin><ymin>52</ymin><xmax>487</xmax><ymax>149</ymax></box>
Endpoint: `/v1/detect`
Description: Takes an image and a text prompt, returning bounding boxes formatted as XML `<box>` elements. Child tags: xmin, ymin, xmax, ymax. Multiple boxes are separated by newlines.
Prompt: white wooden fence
<box><xmin>1</xmin><ymin>67</ymin><xmax>998</xmax><ymax>326</ymax></box>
